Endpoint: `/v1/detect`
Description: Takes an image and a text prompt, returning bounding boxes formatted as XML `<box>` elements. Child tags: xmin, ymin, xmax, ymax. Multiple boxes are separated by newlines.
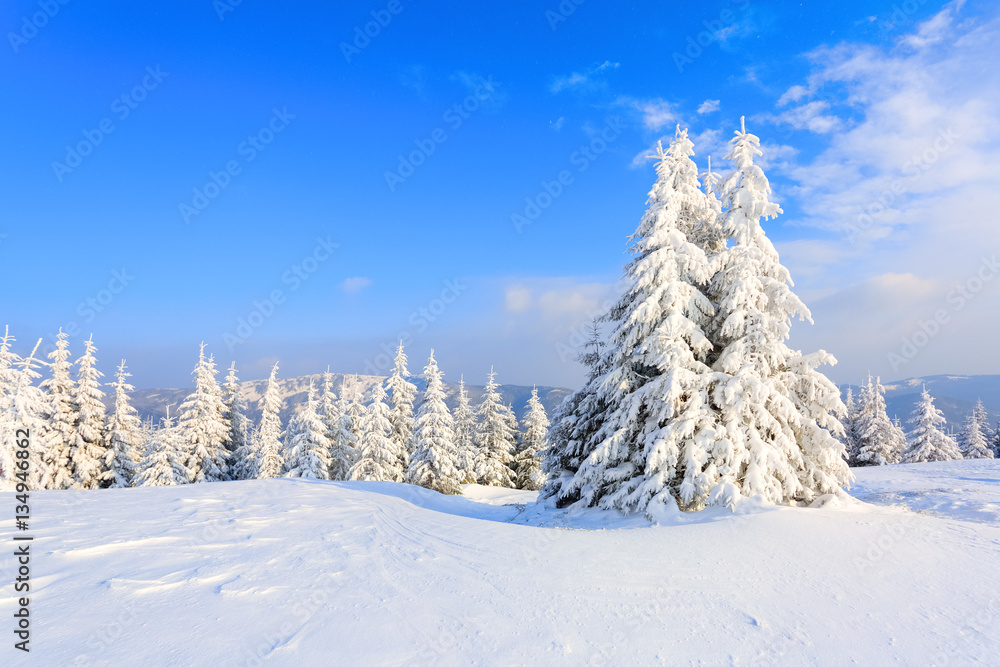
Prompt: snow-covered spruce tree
<box><xmin>1</xmin><ymin>339</ymin><xmax>45</xmax><ymax>490</ymax></box>
<box><xmin>903</xmin><ymin>388</ymin><xmax>962</xmax><ymax>463</ymax></box>
<box><xmin>960</xmin><ymin>400</ymin><xmax>994</xmax><ymax>459</ymax></box>
<box><xmin>408</xmin><ymin>350</ymin><xmax>461</xmax><ymax>494</ymax></box>
<box><xmin>326</xmin><ymin>375</ymin><xmax>356</xmax><ymax>481</ymax></box>
<box><xmin>556</xmin><ymin>127</ymin><xmax>721</xmax><ymax>514</ymax></box>
<box><xmin>841</xmin><ymin>387</ymin><xmax>861</xmax><ymax>465</ymax></box>
<box><xmin>514</xmin><ymin>387</ymin><xmax>549</xmax><ymax>491</ymax></box>
<box><xmin>136</xmin><ymin>411</ymin><xmax>188</xmax><ymax>487</ymax></box>
<box><xmin>474</xmin><ymin>368</ymin><xmax>517</xmax><ymax>487</ymax></box>
<box><xmin>105</xmin><ymin>360</ymin><xmax>142</xmax><ymax>488</ymax></box>
<box><xmin>452</xmin><ymin>377</ymin><xmax>478</xmax><ymax>484</ymax></box>
<box><xmin>70</xmin><ymin>335</ymin><xmax>109</xmax><ymax>489</ymax></box>
<box><xmin>992</xmin><ymin>419</ymin><xmax>1000</xmax><ymax>458</ymax></box>
<box><xmin>694</xmin><ymin>154</ymin><xmax>727</xmax><ymax>254</ymax></box>
<box><xmin>223</xmin><ymin>362</ymin><xmax>254</xmax><ymax>480</ymax></box>
<box><xmin>387</xmin><ymin>342</ymin><xmax>417</xmax><ymax>473</ymax></box>
<box><xmin>345</xmin><ymin>375</ymin><xmax>367</xmax><ymax>448</ymax></box>
<box><xmin>541</xmin><ymin>320</ymin><xmax>610</xmax><ymax>506</ymax></box>
<box><xmin>38</xmin><ymin>329</ymin><xmax>77</xmax><ymax>490</ymax></box>
<box><xmin>254</xmin><ymin>362</ymin><xmax>285</xmax><ymax>479</ymax></box>
<box><xmin>350</xmin><ymin>381</ymin><xmax>404</xmax><ymax>482</ymax></box>
<box><xmin>855</xmin><ymin>375</ymin><xmax>906</xmax><ymax>466</ymax></box>
<box><xmin>702</xmin><ymin>118</ymin><xmax>850</xmax><ymax>508</ymax></box>
<box><xmin>177</xmin><ymin>345</ymin><xmax>230</xmax><ymax>483</ymax></box>
<box><xmin>284</xmin><ymin>382</ymin><xmax>332</xmax><ymax>479</ymax></box>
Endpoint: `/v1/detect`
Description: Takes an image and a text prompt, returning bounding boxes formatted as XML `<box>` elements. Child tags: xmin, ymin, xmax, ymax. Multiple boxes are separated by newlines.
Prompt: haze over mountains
<box><xmin>115</xmin><ymin>370</ymin><xmax>1000</xmax><ymax>436</ymax></box>
<box><xmin>117</xmin><ymin>371</ymin><xmax>572</xmax><ymax>427</ymax></box>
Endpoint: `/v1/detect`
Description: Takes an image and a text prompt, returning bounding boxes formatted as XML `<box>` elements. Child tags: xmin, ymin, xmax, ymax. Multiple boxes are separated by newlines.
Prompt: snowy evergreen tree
<box><xmin>474</xmin><ymin>368</ymin><xmax>517</xmax><ymax>487</ymax></box>
<box><xmin>327</xmin><ymin>374</ymin><xmax>357</xmax><ymax>481</ymax></box>
<box><xmin>387</xmin><ymin>342</ymin><xmax>417</xmax><ymax>473</ymax></box>
<box><xmin>70</xmin><ymin>335</ymin><xmax>109</xmax><ymax>489</ymax></box>
<box><xmin>284</xmin><ymin>383</ymin><xmax>332</xmax><ymax>479</ymax></box>
<box><xmin>702</xmin><ymin>118</ymin><xmax>850</xmax><ymax>508</ymax></box>
<box><xmin>105</xmin><ymin>360</ymin><xmax>142</xmax><ymax>488</ymax></box>
<box><xmin>136</xmin><ymin>410</ymin><xmax>188</xmax><ymax>487</ymax></box>
<box><xmin>254</xmin><ymin>362</ymin><xmax>285</xmax><ymax>479</ymax></box>
<box><xmin>177</xmin><ymin>344</ymin><xmax>230</xmax><ymax>483</ymax></box>
<box><xmin>541</xmin><ymin>324</ymin><xmax>609</xmax><ymax>506</ymax></box>
<box><xmin>350</xmin><ymin>381</ymin><xmax>404</xmax><ymax>482</ymax></box>
<box><xmin>222</xmin><ymin>362</ymin><xmax>253</xmax><ymax>480</ymax></box>
<box><xmin>408</xmin><ymin>350</ymin><xmax>461</xmax><ymax>494</ymax></box>
<box><xmin>855</xmin><ymin>375</ymin><xmax>906</xmax><ymax>466</ymax></box>
<box><xmin>903</xmin><ymin>388</ymin><xmax>962</xmax><ymax>463</ymax></box>
<box><xmin>992</xmin><ymin>420</ymin><xmax>1000</xmax><ymax>459</ymax></box>
<box><xmin>959</xmin><ymin>400</ymin><xmax>994</xmax><ymax>459</ymax></box>
<box><xmin>0</xmin><ymin>338</ymin><xmax>45</xmax><ymax>490</ymax></box>
<box><xmin>514</xmin><ymin>387</ymin><xmax>549</xmax><ymax>491</ymax></box>
<box><xmin>841</xmin><ymin>387</ymin><xmax>861</xmax><ymax>465</ymax></box>
<box><xmin>694</xmin><ymin>154</ymin><xmax>727</xmax><ymax>254</ymax></box>
<box><xmin>553</xmin><ymin>127</ymin><xmax>721</xmax><ymax>513</ymax></box>
<box><xmin>452</xmin><ymin>377</ymin><xmax>478</xmax><ymax>484</ymax></box>
<box><xmin>345</xmin><ymin>375</ymin><xmax>367</xmax><ymax>446</ymax></box>
<box><xmin>38</xmin><ymin>329</ymin><xmax>77</xmax><ymax>490</ymax></box>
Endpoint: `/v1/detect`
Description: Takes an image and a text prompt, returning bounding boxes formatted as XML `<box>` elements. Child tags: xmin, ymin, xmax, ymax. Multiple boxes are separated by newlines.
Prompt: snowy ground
<box><xmin>2</xmin><ymin>460</ymin><xmax>998</xmax><ymax>665</ymax></box>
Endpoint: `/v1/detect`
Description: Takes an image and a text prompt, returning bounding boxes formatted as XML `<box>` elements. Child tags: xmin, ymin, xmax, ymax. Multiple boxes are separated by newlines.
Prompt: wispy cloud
<box><xmin>697</xmin><ymin>99</ymin><xmax>720</xmax><ymax>114</ymax></box>
<box><xmin>549</xmin><ymin>60</ymin><xmax>620</xmax><ymax>94</ymax></box>
<box><xmin>340</xmin><ymin>277</ymin><xmax>373</xmax><ymax>293</ymax></box>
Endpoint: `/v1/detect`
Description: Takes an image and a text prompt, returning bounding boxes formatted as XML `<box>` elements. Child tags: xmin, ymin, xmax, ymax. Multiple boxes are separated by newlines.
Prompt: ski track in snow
<box><xmin>1</xmin><ymin>460</ymin><xmax>998</xmax><ymax>665</ymax></box>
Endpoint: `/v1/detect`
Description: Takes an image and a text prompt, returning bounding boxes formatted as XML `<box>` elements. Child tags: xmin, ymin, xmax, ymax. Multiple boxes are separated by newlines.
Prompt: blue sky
<box><xmin>2</xmin><ymin>0</ymin><xmax>998</xmax><ymax>389</ymax></box>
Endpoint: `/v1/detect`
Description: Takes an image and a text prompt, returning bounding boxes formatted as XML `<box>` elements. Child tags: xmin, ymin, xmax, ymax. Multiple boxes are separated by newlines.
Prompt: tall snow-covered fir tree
<box><xmin>105</xmin><ymin>360</ymin><xmax>142</xmax><ymax>488</ymax></box>
<box><xmin>541</xmin><ymin>322</ymin><xmax>609</xmax><ymax>506</ymax></box>
<box><xmin>136</xmin><ymin>410</ymin><xmax>188</xmax><ymax>487</ymax></box>
<box><xmin>177</xmin><ymin>344</ymin><xmax>230</xmax><ymax>483</ymax></box>
<box><xmin>70</xmin><ymin>335</ymin><xmax>109</xmax><ymax>489</ymax></box>
<box><xmin>326</xmin><ymin>374</ymin><xmax>356</xmax><ymax>481</ymax></box>
<box><xmin>284</xmin><ymin>382</ymin><xmax>332</xmax><ymax>479</ymax></box>
<box><xmin>903</xmin><ymin>388</ymin><xmax>962</xmax><ymax>463</ymax></box>
<box><xmin>350</xmin><ymin>381</ymin><xmax>404</xmax><ymax>482</ymax></box>
<box><xmin>387</xmin><ymin>342</ymin><xmax>417</xmax><ymax>473</ymax></box>
<box><xmin>452</xmin><ymin>377</ymin><xmax>478</xmax><ymax>484</ymax></box>
<box><xmin>557</xmin><ymin>128</ymin><xmax>721</xmax><ymax>514</ymax></box>
<box><xmin>854</xmin><ymin>375</ymin><xmax>906</xmax><ymax>466</ymax></box>
<box><xmin>841</xmin><ymin>387</ymin><xmax>861</xmax><ymax>465</ymax></box>
<box><xmin>254</xmin><ymin>362</ymin><xmax>285</xmax><ymax>479</ymax></box>
<box><xmin>408</xmin><ymin>350</ymin><xmax>461</xmax><ymax>494</ymax></box>
<box><xmin>702</xmin><ymin>118</ymin><xmax>850</xmax><ymax>508</ymax></box>
<box><xmin>959</xmin><ymin>400</ymin><xmax>994</xmax><ymax>459</ymax></box>
<box><xmin>223</xmin><ymin>362</ymin><xmax>254</xmax><ymax>480</ymax></box>
<box><xmin>474</xmin><ymin>368</ymin><xmax>517</xmax><ymax>487</ymax></box>
<box><xmin>38</xmin><ymin>329</ymin><xmax>77</xmax><ymax>490</ymax></box>
<box><xmin>345</xmin><ymin>375</ymin><xmax>367</xmax><ymax>448</ymax></box>
<box><xmin>514</xmin><ymin>387</ymin><xmax>549</xmax><ymax>491</ymax></box>
<box><xmin>0</xmin><ymin>338</ymin><xmax>45</xmax><ymax>489</ymax></box>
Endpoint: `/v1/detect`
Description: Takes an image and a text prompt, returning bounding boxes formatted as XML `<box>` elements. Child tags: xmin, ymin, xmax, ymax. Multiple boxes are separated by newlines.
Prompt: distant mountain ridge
<box><xmin>115</xmin><ymin>372</ymin><xmax>573</xmax><ymax>428</ymax></box>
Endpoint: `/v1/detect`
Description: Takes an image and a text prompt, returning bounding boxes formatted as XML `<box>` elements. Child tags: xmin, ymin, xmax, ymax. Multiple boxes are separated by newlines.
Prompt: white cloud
<box><xmin>549</xmin><ymin>61</ymin><xmax>620</xmax><ymax>94</ymax></box>
<box><xmin>340</xmin><ymin>277</ymin><xmax>372</xmax><ymax>293</ymax></box>
<box><xmin>697</xmin><ymin>99</ymin><xmax>720</xmax><ymax>114</ymax></box>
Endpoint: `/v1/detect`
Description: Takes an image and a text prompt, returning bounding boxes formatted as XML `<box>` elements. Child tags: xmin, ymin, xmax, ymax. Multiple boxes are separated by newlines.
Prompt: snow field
<box><xmin>1</xmin><ymin>459</ymin><xmax>998</xmax><ymax>665</ymax></box>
